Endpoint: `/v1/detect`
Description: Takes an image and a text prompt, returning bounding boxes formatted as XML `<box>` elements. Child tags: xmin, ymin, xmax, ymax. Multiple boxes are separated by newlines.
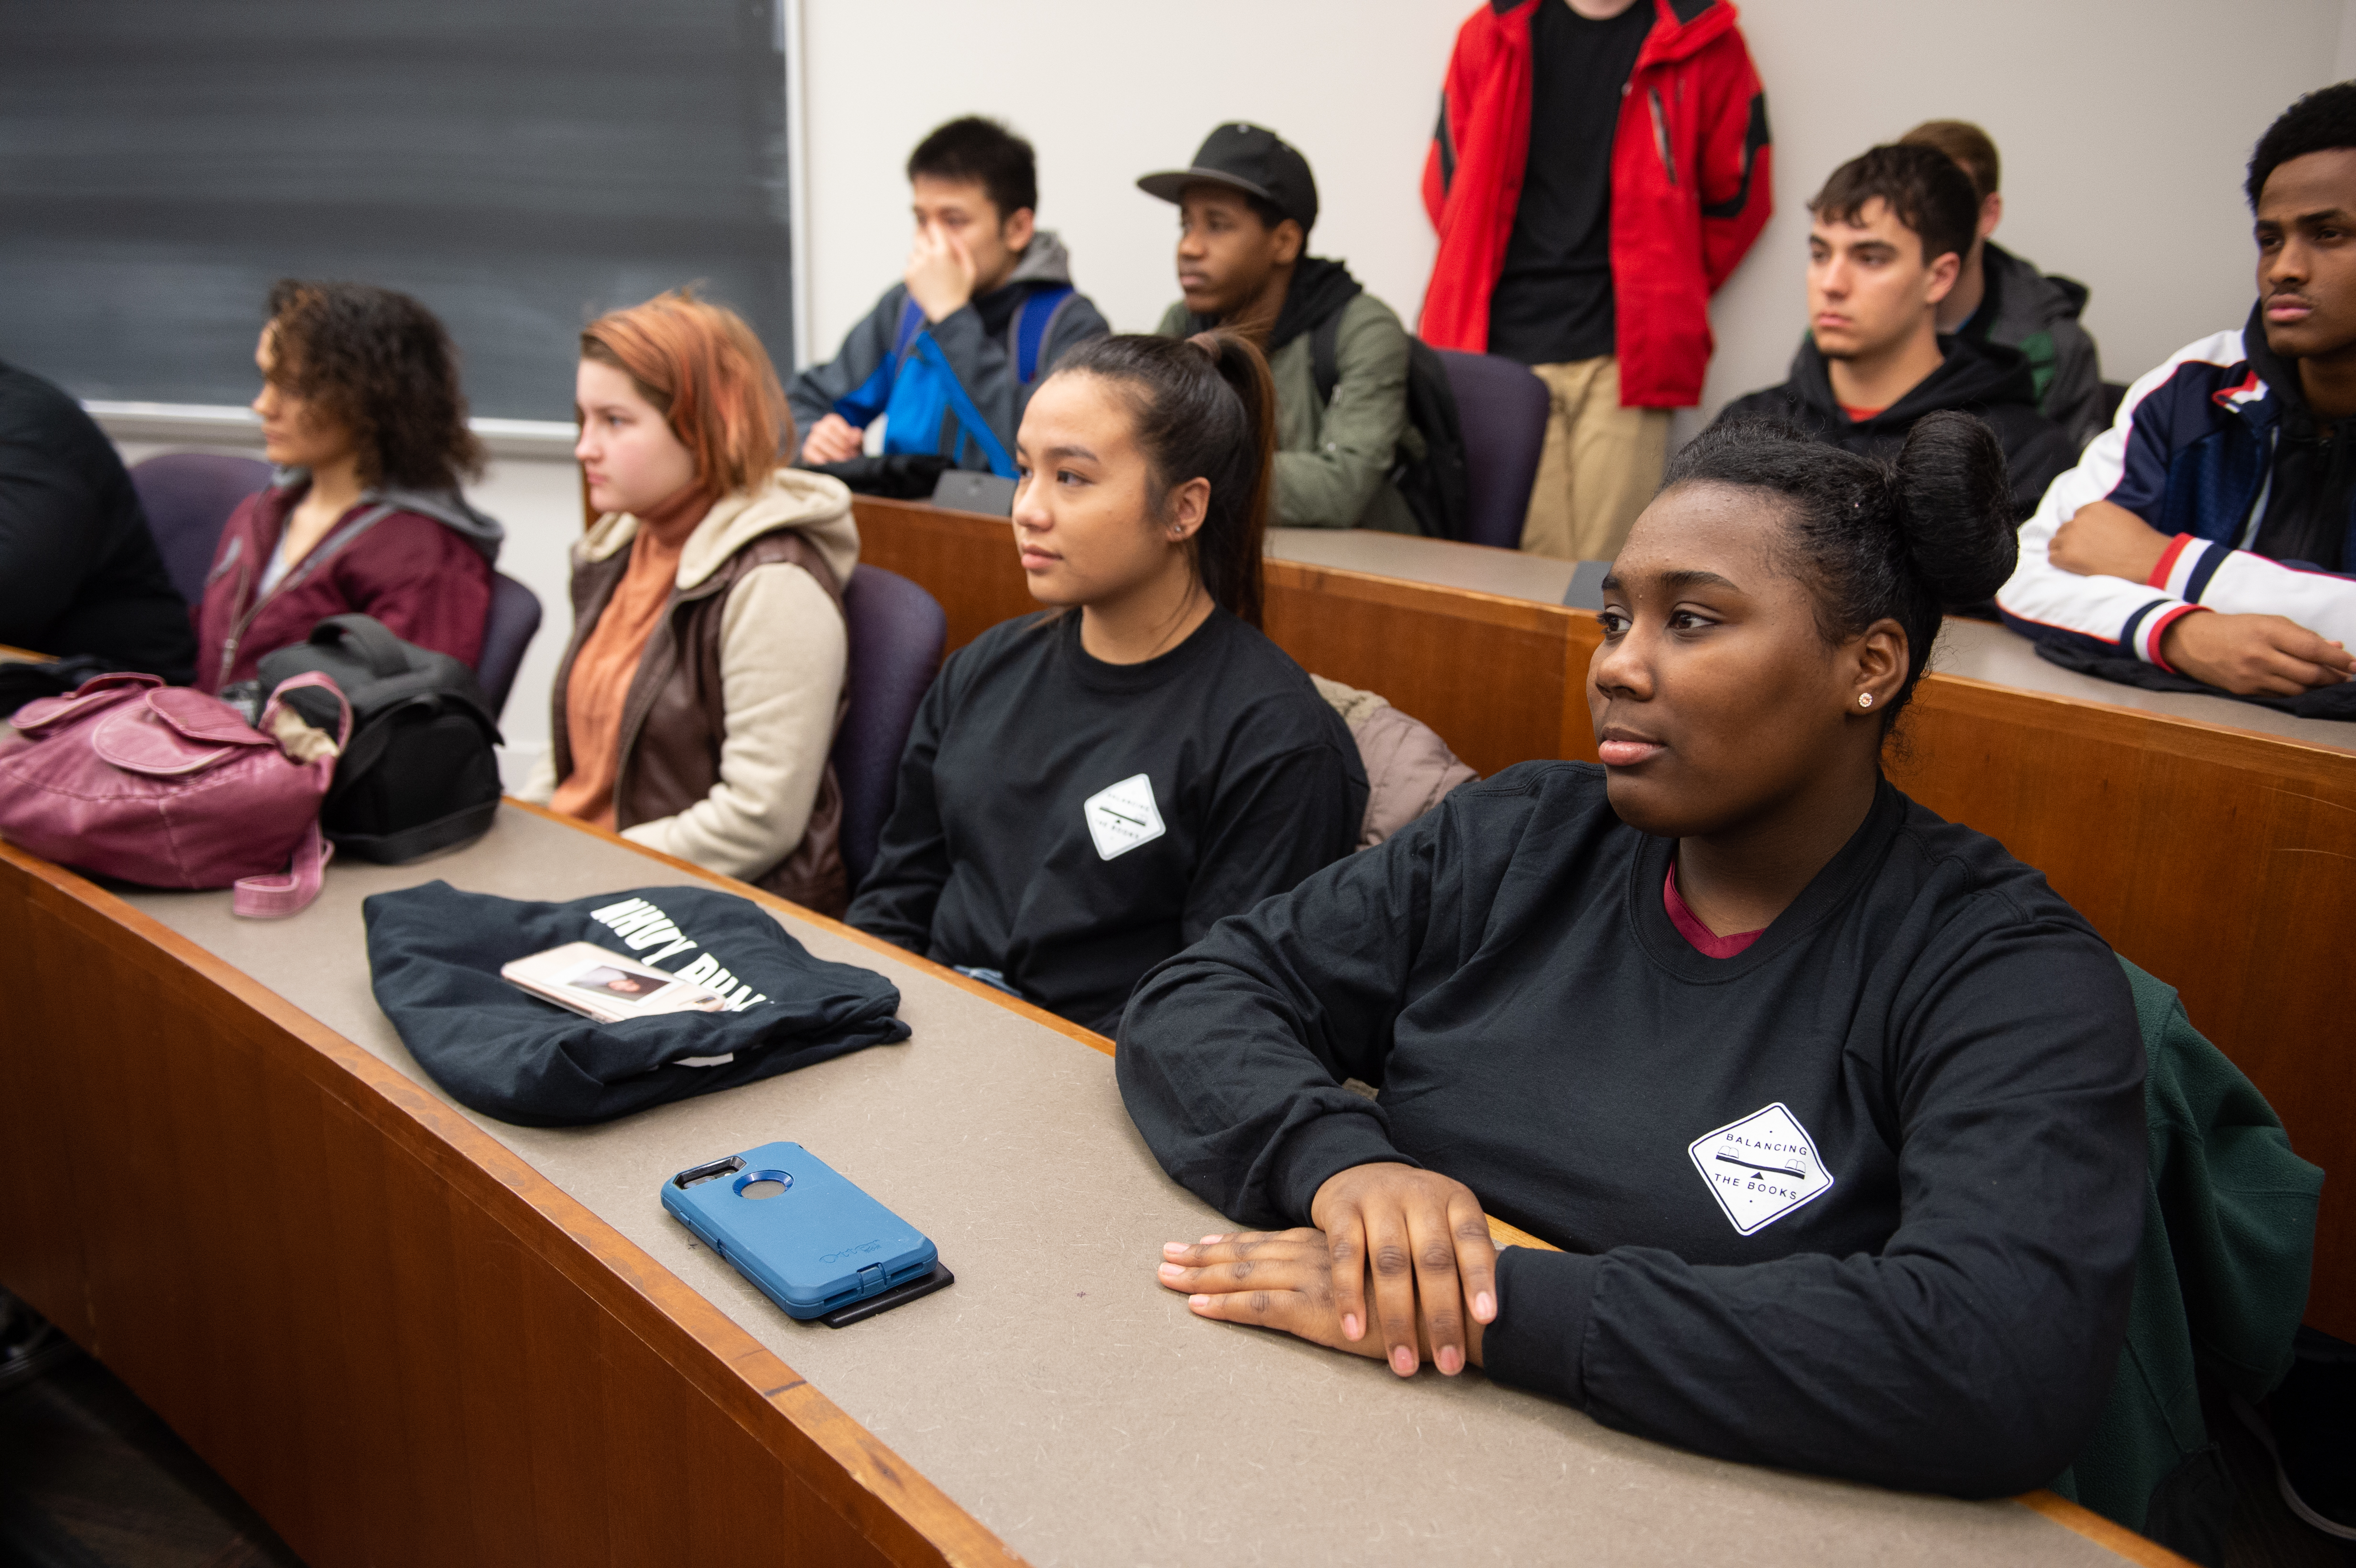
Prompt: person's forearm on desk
<box><xmin>1157</xmin><ymin>1158</ymin><xmax>1499</xmax><ymax>1378</ymax></box>
<box><xmin>2046</xmin><ymin>500</ymin><xmax>2356</xmax><ymax>692</ymax></box>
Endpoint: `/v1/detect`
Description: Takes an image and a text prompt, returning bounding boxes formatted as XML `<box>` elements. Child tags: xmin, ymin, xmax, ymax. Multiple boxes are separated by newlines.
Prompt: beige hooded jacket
<box><xmin>523</xmin><ymin>469</ymin><xmax>858</xmax><ymax>885</ymax></box>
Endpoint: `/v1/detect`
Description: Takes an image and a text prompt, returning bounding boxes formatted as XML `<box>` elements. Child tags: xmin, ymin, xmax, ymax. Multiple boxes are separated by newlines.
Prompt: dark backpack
<box><xmin>257</xmin><ymin>614</ymin><xmax>503</xmax><ymax>864</ymax></box>
<box><xmin>1310</xmin><ymin>316</ymin><xmax>1473</xmax><ymax>542</ymax></box>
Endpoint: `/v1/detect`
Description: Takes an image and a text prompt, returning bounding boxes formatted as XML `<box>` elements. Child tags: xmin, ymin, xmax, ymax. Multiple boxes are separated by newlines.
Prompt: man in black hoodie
<box><xmin>1714</xmin><ymin>144</ymin><xmax>2075</xmax><ymax>520</ymax></box>
<box><xmin>1145</xmin><ymin>124</ymin><xmax>1417</xmax><ymax>532</ymax></box>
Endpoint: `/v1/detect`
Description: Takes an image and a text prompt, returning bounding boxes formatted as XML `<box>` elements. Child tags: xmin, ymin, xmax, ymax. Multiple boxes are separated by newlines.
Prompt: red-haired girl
<box><xmin>524</xmin><ymin>290</ymin><xmax>857</xmax><ymax>913</ymax></box>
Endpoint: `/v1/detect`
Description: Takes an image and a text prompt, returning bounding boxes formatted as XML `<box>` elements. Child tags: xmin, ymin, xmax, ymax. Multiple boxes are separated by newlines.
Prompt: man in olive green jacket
<box><xmin>1141</xmin><ymin>123</ymin><xmax>1417</xmax><ymax>532</ymax></box>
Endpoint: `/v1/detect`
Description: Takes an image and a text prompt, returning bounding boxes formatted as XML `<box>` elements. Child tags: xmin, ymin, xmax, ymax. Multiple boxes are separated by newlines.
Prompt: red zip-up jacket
<box><xmin>194</xmin><ymin>473</ymin><xmax>497</xmax><ymax>692</ymax></box>
<box><xmin>1419</xmin><ymin>0</ymin><xmax>1772</xmax><ymax>409</ymax></box>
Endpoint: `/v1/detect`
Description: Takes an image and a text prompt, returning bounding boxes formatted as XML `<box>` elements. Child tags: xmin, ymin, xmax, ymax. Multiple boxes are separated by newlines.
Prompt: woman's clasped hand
<box><xmin>1155</xmin><ymin>1161</ymin><xmax>1498</xmax><ymax>1377</ymax></box>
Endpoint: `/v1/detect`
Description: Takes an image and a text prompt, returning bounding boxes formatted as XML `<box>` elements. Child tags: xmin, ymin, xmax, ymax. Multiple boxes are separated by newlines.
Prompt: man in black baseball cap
<box><xmin>1141</xmin><ymin>124</ymin><xmax>1418</xmax><ymax>532</ymax></box>
<box><xmin>1137</xmin><ymin>121</ymin><xmax>1321</xmax><ymax>235</ymax></box>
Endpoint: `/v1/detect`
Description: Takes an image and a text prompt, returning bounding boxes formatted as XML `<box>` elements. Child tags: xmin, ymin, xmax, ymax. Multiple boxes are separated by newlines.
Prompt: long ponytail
<box><xmin>1050</xmin><ymin>330</ymin><xmax>1274</xmax><ymax>626</ymax></box>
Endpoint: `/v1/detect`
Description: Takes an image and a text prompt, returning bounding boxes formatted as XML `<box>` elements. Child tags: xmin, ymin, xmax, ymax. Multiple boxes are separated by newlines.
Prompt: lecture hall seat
<box><xmin>128</xmin><ymin>451</ymin><xmax>541</xmax><ymax>715</ymax></box>
<box><xmin>473</xmin><ymin>573</ymin><xmax>542</xmax><ymax>720</ymax></box>
<box><xmin>830</xmin><ymin>564</ymin><xmax>947</xmax><ymax>890</ymax></box>
<box><xmin>1433</xmin><ymin>350</ymin><xmax>1549</xmax><ymax>551</ymax></box>
<box><xmin>129</xmin><ymin>452</ymin><xmax>272</xmax><ymax>608</ymax></box>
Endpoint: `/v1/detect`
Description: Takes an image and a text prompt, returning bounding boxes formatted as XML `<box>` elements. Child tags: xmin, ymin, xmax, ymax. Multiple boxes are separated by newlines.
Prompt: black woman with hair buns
<box><xmin>846</xmin><ymin>331</ymin><xmax>1365</xmax><ymax>1034</ymax></box>
<box><xmin>1121</xmin><ymin>414</ymin><xmax>2146</xmax><ymax>1500</ymax></box>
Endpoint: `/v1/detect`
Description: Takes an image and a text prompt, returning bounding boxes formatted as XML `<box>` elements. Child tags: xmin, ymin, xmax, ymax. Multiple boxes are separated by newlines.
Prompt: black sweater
<box><xmin>1715</xmin><ymin>334</ymin><xmax>2078</xmax><ymax>522</ymax></box>
<box><xmin>1116</xmin><ymin>763</ymin><xmax>2146</xmax><ymax>1496</ymax></box>
<box><xmin>0</xmin><ymin>359</ymin><xmax>195</xmax><ymax>681</ymax></box>
<box><xmin>848</xmin><ymin>609</ymin><xmax>1365</xmax><ymax>1032</ymax></box>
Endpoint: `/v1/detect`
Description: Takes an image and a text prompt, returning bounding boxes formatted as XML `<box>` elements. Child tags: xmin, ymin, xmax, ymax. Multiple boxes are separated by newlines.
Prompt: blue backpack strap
<box><xmin>1013</xmin><ymin>286</ymin><xmax>1077</xmax><ymax>385</ymax></box>
<box><xmin>830</xmin><ymin>297</ymin><xmax>929</xmax><ymax>427</ymax></box>
<box><xmin>912</xmin><ymin>335</ymin><xmax>1017</xmax><ymax>479</ymax></box>
<box><xmin>890</xmin><ymin>296</ymin><xmax>926</xmax><ymax>360</ymax></box>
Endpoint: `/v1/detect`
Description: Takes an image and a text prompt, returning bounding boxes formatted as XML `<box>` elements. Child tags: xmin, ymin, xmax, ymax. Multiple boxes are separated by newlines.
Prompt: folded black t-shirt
<box><xmin>847</xmin><ymin>608</ymin><xmax>1365</xmax><ymax>1031</ymax></box>
<box><xmin>365</xmin><ymin>881</ymin><xmax>910</xmax><ymax>1126</ymax></box>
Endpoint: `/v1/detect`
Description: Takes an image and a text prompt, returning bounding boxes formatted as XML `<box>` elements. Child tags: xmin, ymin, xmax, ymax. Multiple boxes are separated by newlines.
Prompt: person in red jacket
<box><xmin>194</xmin><ymin>280</ymin><xmax>501</xmax><ymax>693</ymax></box>
<box><xmin>1421</xmin><ymin>0</ymin><xmax>1771</xmax><ymax>562</ymax></box>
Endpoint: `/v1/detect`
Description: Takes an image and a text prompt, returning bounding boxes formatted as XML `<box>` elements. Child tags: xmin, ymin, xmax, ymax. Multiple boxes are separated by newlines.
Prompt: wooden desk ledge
<box><xmin>1484</xmin><ymin>1217</ymin><xmax>2189</xmax><ymax>1564</ymax></box>
<box><xmin>517</xmin><ymin>803</ymin><xmax>2195</xmax><ymax>1568</ymax></box>
<box><xmin>0</xmin><ymin>823</ymin><xmax>1023</xmax><ymax>1568</ymax></box>
<box><xmin>3</xmin><ymin>793</ymin><xmax>2199</xmax><ymax>1566</ymax></box>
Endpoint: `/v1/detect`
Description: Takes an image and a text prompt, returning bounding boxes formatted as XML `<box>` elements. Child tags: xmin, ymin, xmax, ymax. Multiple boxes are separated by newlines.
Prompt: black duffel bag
<box><xmin>257</xmin><ymin>614</ymin><xmax>504</xmax><ymax>863</ymax></box>
<box><xmin>799</xmin><ymin>452</ymin><xmax>951</xmax><ymax>499</ymax></box>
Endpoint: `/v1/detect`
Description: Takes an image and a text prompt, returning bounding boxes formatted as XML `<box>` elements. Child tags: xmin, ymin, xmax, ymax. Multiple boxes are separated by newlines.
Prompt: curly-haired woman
<box><xmin>520</xmin><ymin>290</ymin><xmax>859</xmax><ymax>913</ymax></box>
<box><xmin>193</xmin><ymin>280</ymin><xmax>502</xmax><ymax>691</ymax></box>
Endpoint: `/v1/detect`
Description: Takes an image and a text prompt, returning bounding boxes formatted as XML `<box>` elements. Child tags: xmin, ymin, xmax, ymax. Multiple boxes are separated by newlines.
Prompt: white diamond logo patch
<box><xmin>1688</xmin><ymin>1102</ymin><xmax>1834</xmax><ymax>1236</ymax></box>
<box><xmin>1082</xmin><ymin>773</ymin><xmax>1165</xmax><ymax>860</ymax></box>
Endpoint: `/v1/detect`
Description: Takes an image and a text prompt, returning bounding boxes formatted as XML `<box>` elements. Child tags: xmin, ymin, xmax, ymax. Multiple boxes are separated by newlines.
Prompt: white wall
<box><xmin>798</xmin><ymin>0</ymin><xmax>1462</xmax><ymax>354</ymax></box>
<box><xmin>800</xmin><ymin>0</ymin><xmax>2356</xmax><ymax>435</ymax></box>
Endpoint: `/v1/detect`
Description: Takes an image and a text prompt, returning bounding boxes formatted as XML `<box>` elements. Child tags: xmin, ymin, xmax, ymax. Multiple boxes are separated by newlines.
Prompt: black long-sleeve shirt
<box><xmin>847</xmin><ymin>608</ymin><xmax>1364</xmax><ymax>1032</ymax></box>
<box><xmin>1116</xmin><ymin>762</ymin><xmax>2146</xmax><ymax>1496</ymax></box>
<box><xmin>0</xmin><ymin>359</ymin><xmax>195</xmax><ymax>681</ymax></box>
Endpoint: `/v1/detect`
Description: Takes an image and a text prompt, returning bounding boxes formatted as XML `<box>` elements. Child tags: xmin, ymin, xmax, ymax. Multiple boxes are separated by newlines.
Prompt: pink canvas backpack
<box><xmin>0</xmin><ymin>671</ymin><xmax>352</xmax><ymax>916</ymax></box>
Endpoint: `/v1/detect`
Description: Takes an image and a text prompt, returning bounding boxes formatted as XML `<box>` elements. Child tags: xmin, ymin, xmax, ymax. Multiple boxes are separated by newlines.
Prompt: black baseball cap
<box><xmin>1137</xmin><ymin>122</ymin><xmax>1318</xmax><ymax>234</ymax></box>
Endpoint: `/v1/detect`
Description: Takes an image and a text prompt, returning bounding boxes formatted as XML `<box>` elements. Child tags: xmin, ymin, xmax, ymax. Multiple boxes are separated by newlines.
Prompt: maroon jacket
<box><xmin>1419</xmin><ymin>0</ymin><xmax>1772</xmax><ymax>408</ymax></box>
<box><xmin>193</xmin><ymin>473</ymin><xmax>501</xmax><ymax>691</ymax></box>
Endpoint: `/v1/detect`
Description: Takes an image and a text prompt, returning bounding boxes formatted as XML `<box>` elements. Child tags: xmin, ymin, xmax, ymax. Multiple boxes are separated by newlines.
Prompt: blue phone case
<box><xmin>662</xmin><ymin>1142</ymin><xmax>938</xmax><ymax>1320</ymax></box>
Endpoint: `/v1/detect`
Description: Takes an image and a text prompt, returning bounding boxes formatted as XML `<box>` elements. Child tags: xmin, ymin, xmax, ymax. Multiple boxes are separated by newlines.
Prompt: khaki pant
<box><xmin>1518</xmin><ymin>356</ymin><xmax>1671</xmax><ymax>562</ymax></box>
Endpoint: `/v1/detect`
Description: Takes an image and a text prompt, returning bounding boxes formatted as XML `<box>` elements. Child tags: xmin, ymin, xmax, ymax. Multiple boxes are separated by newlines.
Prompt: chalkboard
<box><xmin>0</xmin><ymin>0</ymin><xmax>793</xmax><ymax>421</ymax></box>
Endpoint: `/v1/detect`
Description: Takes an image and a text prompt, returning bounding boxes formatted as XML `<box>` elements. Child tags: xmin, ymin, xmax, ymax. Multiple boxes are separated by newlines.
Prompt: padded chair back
<box><xmin>1433</xmin><ymin>351</ymin><xmax>1549</xmax><ymax>550</ymax></box>
<box><xmin>476</xmin><ymin>573</ymin><xmax>543</xmax><ymax>720</ymax></box>
<box><xmin>830</xmin><ymin>565</ymin><xmax>947</xmax><ymax>891</ymax></box>
<box><xmin>129</xmin><ymin>453</ymin><xmax>273</xmax><ymax>607</ymax></box>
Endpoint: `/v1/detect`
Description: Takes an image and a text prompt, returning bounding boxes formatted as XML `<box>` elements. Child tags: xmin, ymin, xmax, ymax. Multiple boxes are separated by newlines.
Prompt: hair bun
<box><xmin>1890</xmin><ymin>410</ymin><xmax>2018</xmax><ymax>606</ymax></box>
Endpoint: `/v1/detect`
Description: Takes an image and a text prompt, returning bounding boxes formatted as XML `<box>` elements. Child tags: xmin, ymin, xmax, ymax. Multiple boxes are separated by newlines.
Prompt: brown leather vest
<box><xmin>550</xmin><ymin>529</ymin><xmax>849</xmax><ymax>915</ymax></box>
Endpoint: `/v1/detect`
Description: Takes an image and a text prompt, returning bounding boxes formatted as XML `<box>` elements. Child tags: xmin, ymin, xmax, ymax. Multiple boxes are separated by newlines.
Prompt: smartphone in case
<box><xmin>662</xmin><ymin>1142</ymin><xmax>947</xmax><ymax>1324</ymax></box>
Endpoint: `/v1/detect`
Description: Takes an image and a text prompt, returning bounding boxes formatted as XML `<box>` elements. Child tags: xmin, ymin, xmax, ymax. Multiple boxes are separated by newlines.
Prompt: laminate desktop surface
<box><xmin>1267</xmin><ymin>528</ymin><xmax>2356</xmax><ymax>755</ymax></box>
<box><xmin>111</xmin><ymin>808</ymin><xmax>2139</xmax><ymax>1568</ymax></box>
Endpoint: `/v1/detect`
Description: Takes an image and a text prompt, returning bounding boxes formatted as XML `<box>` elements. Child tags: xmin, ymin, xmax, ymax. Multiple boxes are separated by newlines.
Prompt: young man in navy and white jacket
<box><xmin>1996</xmin><ymin>85</ymin><xmax>2356</xmax><ymax>697</ymax></box>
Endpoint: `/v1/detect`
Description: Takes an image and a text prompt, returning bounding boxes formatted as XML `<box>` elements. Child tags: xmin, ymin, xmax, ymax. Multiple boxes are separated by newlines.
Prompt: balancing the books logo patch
<box><xmin>1688</xmin><ymin>1102</ymin><xmax>1834</xmax><ymax>1235</ymax></box>
<box><xmin>1083</xmin><ymin>773</ymin><xmax>1166</xmax><ymax>860</ymax></box>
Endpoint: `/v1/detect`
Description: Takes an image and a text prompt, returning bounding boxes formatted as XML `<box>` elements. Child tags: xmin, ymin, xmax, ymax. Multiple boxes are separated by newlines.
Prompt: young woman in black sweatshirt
<box><xmin>1120</xmin><ymin>413</ymin><xmax>2148</xmax><ymax>1498</ymax></box>
<box><xmin>846</xmin><ymin>334</ymin><xmax>1364</xmax><ymax>1032</ymax></box>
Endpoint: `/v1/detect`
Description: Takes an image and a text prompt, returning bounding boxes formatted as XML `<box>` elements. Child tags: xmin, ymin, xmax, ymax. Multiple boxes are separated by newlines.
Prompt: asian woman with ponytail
<box><xmin>845</xmin><ymin>331</ymin><xmax>1366</xmax><ymax>1032</ymax></box>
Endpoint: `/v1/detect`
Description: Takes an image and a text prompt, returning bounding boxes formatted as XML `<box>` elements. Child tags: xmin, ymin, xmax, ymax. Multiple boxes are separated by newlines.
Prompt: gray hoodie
<box><xmin>1964</xmin><ymin>241</ymin><xmax>2106</xmax><ymax>452</ymax></box>
<box><xmin>785</xmin><ymin>230</ymin><xmax>1110</xmax><ymax>468</ymax></box>
<box><xmin>271</xmin><ymin>464</ymin><xmax>504</xmax><ymax>563</ymax></box>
